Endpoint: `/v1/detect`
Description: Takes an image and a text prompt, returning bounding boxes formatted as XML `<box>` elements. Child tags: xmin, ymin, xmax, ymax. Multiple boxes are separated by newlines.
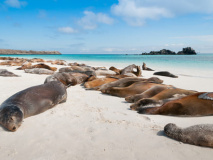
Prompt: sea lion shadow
<box><xmin>157</xmin><ymin>130</ymin><xmax>166</xmax><ymax>137</ymax></box>
<box><xmin>121</xmin><ymin>100</ymin><xmax>130</xmax><ymax>104</ymax></box>
<box><xmin>0</xmin><ymin>125</ymin><xmax>9</xmax><ymax>132</ymax></box>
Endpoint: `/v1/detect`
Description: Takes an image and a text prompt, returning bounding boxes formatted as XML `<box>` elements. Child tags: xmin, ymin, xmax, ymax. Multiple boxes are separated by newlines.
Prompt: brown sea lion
<box><xmin>106</xmin><ymin>74</ymin><xmax>130</xmax><ymax>79</ymax></box>
<box><xmin>131</xmin><ymin>88</ymin><xmax>196</xmax><ymax>111</ymax></box>
<box><xmin>95</xmin><ymin>69</ymin><xmax>116</xmax><ymax>76</ymax></box>
<box><xmin>109</xmin><ymin>66</ymin><xmax>121</xmax><ymax>75</ymax></box>
<box><xmin>0</xmin><ymin>61</ymin><xmax>23</xmax><ymax>66</ymax></box>
<box><xmin>154</xmin><ymin>71</ymin><xmax>178</xmax><ymax>78</ymax></box>
<box><xmin>24</xmin><ymin>68</ymin><xmax>54</xmax><ymax>75</ymax></box>
<box><xmin>120</xmin><ymin>64</ymin><xmax>142</xmax><ymax>77</ymax></box>
<box><xmin>51</xmin><ymin>60</ymin><xmax>67</xmax><ymax>65</ymax></box>
<box><xmin>164</xmin><ymin>123</ymin><xmax>213</xmax><ymax>148</ymax></box>
<box><xmin>138</xmin><ymin>92</ymin><xmax>213</xmax><ymax>116</ymax></box>
<box><xmin>70</xmin><ymin>73</ymin><xmax>90</xmax><ymax>84</ymax></box>
<box><xmin>0</xmin><ymin>57</ymin><xmax>15</xmax><ymax>60</ymax></box>
<box><xmin>142</xmin><ymin>62</ymin><xmax>154</xmax><ymax>71</ymax></box>
<box><xmin>0</xmin><ymin>69</ymin><xmax>19</xmax><ymax>77</ymax></box>
<box><xmin>44</xmin><ymin>72</ymin><xmax>77</xmax><ymax>87</ymax></box>
<box><xmin>29</xmin><ymin>58</ymin><xmax>45</xmax><ymax>63</ymax></box>
<box><xmin>101</xmin><ymin>82</ymin><xmax>164</xmax><ymax>97</ymax></box>
<box><xmin>0</xmin><ymin>81</ymin><xmax>67</xmax><ymax>131</ymax></box>
<box><xmin>125</xmin><ymin>85</ymin><xmax>168</xmax><ymax>103</ymax></box>
<box><xmin>84</xmin><ymin>77</ymin><xmax>118</xmax><ymax>89</ymax></box>
<box><xmin>99</xmin><ymin>77</ymin><xmax>163</xmax><ymax>91</ymax></box>
<box><xmin>93</xmin><ymin>66</ymin><xmax>107</xmax><ymax>70</ymax></box>
<box><xmin>70</xmin><ymin>66</ymin><xmax>94</xmax><ymax>72</ymax></box>
<box><xmin>45</xmin><ymin>72</ymin><xmax>89</xmax><ymax>86</ymax></box>
<box><xmin>16</xmin><ymin>61</ymin><xmax>32</xmax><ymax>70</ymax></box>
<box><xmin>59</xmin><ymin>67</ymin><xmax>96</xmax><ymax>77</ymax></box>
<box><xmin>17</xmin><ymin>63</ymin><xmax>57</xmax><ymax>71</ymax></box>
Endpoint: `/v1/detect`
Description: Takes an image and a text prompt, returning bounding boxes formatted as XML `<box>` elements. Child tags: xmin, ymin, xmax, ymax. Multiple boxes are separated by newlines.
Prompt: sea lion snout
<box><xmin>164</xmin><ymin>123</ymin><xmax>176</xmax><ymax>135</ymax></box>
<box><xmin>130</xmin><ymin>103</ymin><xmax>139</xmax><ymax>110</ymax></box>
<box><xmin>125</xmin><ymin>96</ymin><xmax>134</xmax><ymax>103</ymax></box>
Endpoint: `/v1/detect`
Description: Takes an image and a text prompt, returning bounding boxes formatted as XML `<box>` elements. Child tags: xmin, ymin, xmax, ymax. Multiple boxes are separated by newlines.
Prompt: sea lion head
<box><xmin>0</xmin><ymin>105</ymin><xmax>23</xmax><ymax>132</ymax></box>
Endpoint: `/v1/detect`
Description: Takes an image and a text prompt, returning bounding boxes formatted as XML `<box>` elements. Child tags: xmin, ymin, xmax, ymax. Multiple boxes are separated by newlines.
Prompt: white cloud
<box><xmin>173</xmin><ymin>35</ymin><xmax>213</xmax><ymax>42</ymax></box>
<box><xmin>111</xmin><ymin>0</ymin><xmax>213</xmax><ymax>26</ymax></box>
<box><xmin>78</xmin><ymin>11</ymin><xmax>114</xmax><ymax>30</ymax></box>
<box><xmin>58</xmin><ymin>27</ymin><xmax>78</xmax><ymax>34</ymax></box>
<box><xmin>4</xmin><ymin>0</ymin><xmax>27</xmax><ymax>8</ymax></box>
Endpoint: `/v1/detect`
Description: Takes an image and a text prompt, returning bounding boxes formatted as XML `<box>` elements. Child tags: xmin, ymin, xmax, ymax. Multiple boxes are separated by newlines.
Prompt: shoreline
<box><xmin>0</xmin><ymin>57</ymin><xmax>213</xmax><ymax>159</ymax></box>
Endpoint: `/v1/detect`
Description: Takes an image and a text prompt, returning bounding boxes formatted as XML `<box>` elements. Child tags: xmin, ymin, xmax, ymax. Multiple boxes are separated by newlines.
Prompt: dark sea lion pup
<box><xmin>0</xmin><ymin>81</ymin><xmax>67</xmax><ymax>132</ymax></box>
<box><xmin>164</xmin><ymin>123</ymin><xmax>213</xmax><ymax>148</ymax></box>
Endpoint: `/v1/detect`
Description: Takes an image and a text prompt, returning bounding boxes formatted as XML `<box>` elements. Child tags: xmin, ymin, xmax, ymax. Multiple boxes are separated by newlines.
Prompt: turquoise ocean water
<box><xmin>0</xmin><ymin>54</ymin><xmax>213</xmax><ymax>78</ymax></box>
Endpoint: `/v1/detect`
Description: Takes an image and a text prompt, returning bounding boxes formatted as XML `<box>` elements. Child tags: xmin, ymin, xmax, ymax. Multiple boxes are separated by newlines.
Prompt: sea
<box><xmin>0</xmin><ymin>54</ymin><xmax>213</xmax><ymax>79</ymax></box>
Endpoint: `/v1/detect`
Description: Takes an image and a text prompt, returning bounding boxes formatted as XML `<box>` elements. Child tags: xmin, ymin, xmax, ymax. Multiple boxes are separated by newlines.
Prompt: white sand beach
<box><xmin>0</xmin><ymin>61</ymin><xmax>213</xmax><ymax>160</ymax></box>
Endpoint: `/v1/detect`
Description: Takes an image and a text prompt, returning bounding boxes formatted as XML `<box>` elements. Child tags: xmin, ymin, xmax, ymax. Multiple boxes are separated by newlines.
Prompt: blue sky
<box><xmin>0</xmin><ymin>0</ymin><xmax>213</xmax><ymax>54</ymax></box>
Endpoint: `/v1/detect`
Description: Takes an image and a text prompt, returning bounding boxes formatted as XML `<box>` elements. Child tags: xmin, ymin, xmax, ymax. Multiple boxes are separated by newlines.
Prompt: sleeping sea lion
<box><xmin>164</xmin><ymin>123</ymin><xmax>213</xmax><ymax>148</ymax></box>
<box><xmin>101</xmin><ymin>82</ymin><xmax>164</xmax><ymax>98</ymax></box>
<box><xmin>0</xmin><ymin>81</ymin><xmax>67</xmax><ymax>131</ymax></box>
<box><xmin>138</xmin><ymin>92</ymin><xmax>213</xmax><ymax>116</ymax></box>
<box><xmin>84</xmin><ymin>77</ymin><xmax>118</xmax><ymax>89</ymax></box>
<box><xmin>99</xmin><ymin>77</ymin><xmax>163</xmax><ymax>91</ymax></box>
<box><xmin>0</xmin><ymin>69</ymin><xmax>19</xmax><ymax>77</ymax></box>
<box><xmin>24</xmin><ymin>68</ymin><xmax>54</xmax><ymax>75</ymax></box>
<box><xmin>44</xmin><ymin>72</ymin><xmax>78</xmax><ymax>87</ymax></box>
<box><xmin>153</xmin><ymin>71</ymin><xmax>178</xmax><ymax>78</ymax></box>
<box><xmin>125</xmin><ymin>85</ymin><xmax>168</xmax><ymax>103</ymax></box>
<box><xmin>131</xmin><ymin>88</ymin><xmax>196</xmax><ymax>111</ymax></box>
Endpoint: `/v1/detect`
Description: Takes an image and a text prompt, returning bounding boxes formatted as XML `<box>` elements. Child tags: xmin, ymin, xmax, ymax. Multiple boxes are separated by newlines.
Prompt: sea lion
<box><xmin>51</xmin><ymin>60</ymin><xmax>67</xmax><ymax>65</ymax></box>
<box><xmin>120</xmin><ymin>64</ymin><xmax>142</xmax><ymax>77</ymax></box>
<box><xmin>24</xmin><ymin>68</ymin><xmax>54</xmax><ymax>75</ymax></box>
<box><xmin>154</xmin><ymin>71</ymin><xmax>178</xmax><ymax>78</ymax></box>
<box><xmin>0</xmin><ymin>69</ymin><xmax>19</xmax><ymax>77</ymax></box>
<box><xmin>138</xmin><ymin>92</ymin><xmax>213</xmax><ymax>116</ymax></box>
<box><xmin>17</xmin><ymin>63</ymin><xmax>57</xmax><ymax>71</ymax></box>
<box><xmin>16</xmin><ymin>61</ymin><xmax>32</xmax><ymax>70</ymax></box>
<box><xmin>142</xmin><ymin>62</ymin><xmax>154</xmax><ymax>71</ymax></box>
<box><xmin>29</xmin><ymin>58</ymin><xmax>45</xmax><ymax>63</ymax></box>
<box><xmin>0</xmin><ymin>61</ymin><xmax>23</xmax><ymax>66</ymax></box>
<box><xmin>106</xmin><ymin>74</ymin><xmax>131</xmax><ymax>79</ymax></box>
<box><xmin>59</xmin><ymin>67</ymin><xmax>96</xmax><ymax>77</ymax></box>
<box><xmin>125</xmin><ymin>85</ymin><xmax>168</xmax><ymax>103</ymax></box>
<box><xmin>70</xmin><ymin>72</ymin><xmax>90</xmax><ymax>84</ymax></box>
<box><xmin>0</xmin><ymin>81</ymin><xmax>67</xmax><ymax>131</ymax></box>
<box><xmin>99</xmin><ymin>77</ymin><xmax>163</xmax><ymax>91</ymax></box>
<box><xmin>109</xmin><ymin>66</ymin><xmax>121</xmax><ymax>75</ymax></box>
<box><xmin>95</xmin><ymin>69</ymin><xmax>116</xmax><ymax>76</ymax></box>
<box><xmin>132</xmin><ymin>88</ymin><xmax>196</xmax><ymax>111</ymax></box>
<box><xmin>44</xmin><ymin>72</ymin><xmax>78</xmax><ymax>87</ymax></box>
<box><xmin>164</xmin><ymin>123</ymin><xmax>213</xmax><ymax>148</ymax></box>
<box><xmin>0</xmin><ymin>57</ymin><xmax>15</xmax><ymax>60</ymax></box>
<box><xmin>101</xmin><ymin>82</ymin><xmax>164</xmax><ymax>97</ymax></box>
<box><xmin>84</xmin><ymin>77</ymin><xmax>118</xmax><ymax>89</ymax></box>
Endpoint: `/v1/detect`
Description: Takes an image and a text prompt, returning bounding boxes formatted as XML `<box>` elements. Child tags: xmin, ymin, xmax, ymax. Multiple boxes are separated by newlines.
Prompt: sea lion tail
<box><xmin>164</xmin><ymin>123</ymin><xmax>182</xmax><ymax>141</ymax></box>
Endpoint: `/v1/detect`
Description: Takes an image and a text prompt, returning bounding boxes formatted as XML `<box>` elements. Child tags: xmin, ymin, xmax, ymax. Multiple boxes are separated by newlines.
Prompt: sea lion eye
<box><xmin>10</xmin><ymin>116</ymin><xmax>14</xmax><ymax>121</ymax></box>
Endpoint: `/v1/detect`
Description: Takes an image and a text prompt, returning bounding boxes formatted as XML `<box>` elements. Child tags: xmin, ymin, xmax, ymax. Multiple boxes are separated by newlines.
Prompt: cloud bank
<box><xmin>111</xmin><ymin>0</ymin><xmax>213</xmax><ymax>26</ymax></box>
<box><xmin>58</xmin><ymin>27</ymin><xmax>78</xmax><ymax>34</ymax></box>
<box><xmin>78</xmin><ymin>11</ymin><xmax>114</xmax><ymax>30</ymax></box>
<box><xmin>4</xmin><ymin>0</ymin><xmax>27</xmax><ymax>8</ymax></box>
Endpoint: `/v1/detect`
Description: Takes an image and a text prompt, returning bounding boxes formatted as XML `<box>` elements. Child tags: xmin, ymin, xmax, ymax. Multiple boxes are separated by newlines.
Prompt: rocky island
<box><xmin>141</xmin><ymin>47</ymin><xmax>196</xmax><ymax>55</ymax></box>
<box><xmin>0</xmin><ymin>49</ymin><xmax>61</xmax><ymax>55</ymax></box>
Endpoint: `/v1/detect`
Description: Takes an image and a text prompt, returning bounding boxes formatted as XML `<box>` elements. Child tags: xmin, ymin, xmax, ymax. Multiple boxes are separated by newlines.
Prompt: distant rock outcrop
<box><xmin>0</xmin><ymin>49</ymin><xmax>61</xmax><ymax>55</ymax></box>
<box><xmin>177</xmin><ymin>47</ymin><xmax>196</xmax><ymax>55</ymax></box>
<box><xmin>142</xmin><ymin>47</ymin><xmax>197</xmax><ymax>55</ymax></box>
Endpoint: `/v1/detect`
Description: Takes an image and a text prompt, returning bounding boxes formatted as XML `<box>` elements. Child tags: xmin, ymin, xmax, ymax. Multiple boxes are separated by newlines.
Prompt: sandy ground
<box><xmin>0</xmin><ymin>62</ymin><xmax>213</xmax><ymax>160</ymax></box>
